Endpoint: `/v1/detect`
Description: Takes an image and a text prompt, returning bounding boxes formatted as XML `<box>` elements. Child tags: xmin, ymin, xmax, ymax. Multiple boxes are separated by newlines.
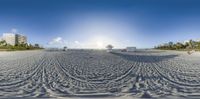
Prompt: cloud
<box><xmin>47</xmin><ymin>37</ymin><xmax>85</xmax><ymax>48</ymax></box>
<box><xmin>71</xmin><ymin>40</ymin><xmax>85</xmax><ymax>48</ymax></box>
<box><xmin>54</xmin><ymin>37</ymin><xmax>62</xmax><ymax>43</ymax></box>
<box><xmin>74</xmin><ymin>40</ymin><xmax>80</xmax><ymax>44</ymax></box>
<box><xmin>46</xmin><ymin>37</ymin><xmax>129</xmax><ymax>49</ymax></box>
<box><xmin>48</xmin><ymin>37</ymin><xmax>67</xmax><ymax>46</ymax></box>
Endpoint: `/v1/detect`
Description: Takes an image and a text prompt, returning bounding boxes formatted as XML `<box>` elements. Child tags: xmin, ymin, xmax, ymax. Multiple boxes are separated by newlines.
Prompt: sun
<box><xmin>96</xmin><ymin>40</ymin><xmax>104</xmax><ymax>48</ymax></box>
<box><xmin>89</xmin><ymin>35</ymin><xmax>114</xmax><ymax>49</ymax></box>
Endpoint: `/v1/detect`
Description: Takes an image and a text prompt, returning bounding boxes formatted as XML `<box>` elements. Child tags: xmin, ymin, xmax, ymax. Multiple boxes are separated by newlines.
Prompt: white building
<box><xmin>2</xmin><ymin>33</ymin><xmax>27</xmax><ymax>46</ymax></box>
<box><xmin>126</xmin><ymin>47</ymin><xmax>136</xmax><ymax>52</ymax></box>
<box><xmin>107</xmin><ymin>48</ymin><xmax>112</xmax><ymax>52</ymax></box>
<box><xmin>195</xmin><ymin>39</ymin><xmax>200</xmax><ymax>42</ymax></box>
<box><xmin>2</xmin><ymin>33</ymin><xmax>16</xmax><ymax>45</ymax></box>
<box><xmin>0</xmin><ymin>36</ymin><xmax>3</xmax><ymax>41</ymax></box>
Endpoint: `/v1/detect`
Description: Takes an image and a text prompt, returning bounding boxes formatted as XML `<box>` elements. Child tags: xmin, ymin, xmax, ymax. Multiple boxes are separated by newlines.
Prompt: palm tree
<box><xmin>197</xmin><ymin>41</ymin><xmax>200</xmax><ymax>50</ymax></box>
<box><xmin>168</xmin><ymin>42</ymin><xmax>173</xmax><ymax>49</ymax></box>
<box><xmin>175</xmin><ymin>42</ymin><xmax>184</xmax><ymax>50</ymax></box>
<box><xmin>187</xmin><ymin>40</ymin><xmax>196</xmax><ymax>55</ymax></box>
<box><xmin>189</xmin><ymin>39</ymin><xmax>194</xmax><ymax>49</ymax></box>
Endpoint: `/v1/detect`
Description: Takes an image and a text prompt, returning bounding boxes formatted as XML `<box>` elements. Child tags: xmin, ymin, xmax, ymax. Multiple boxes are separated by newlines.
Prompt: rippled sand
<box><xmin>0</xmin><ymin>50</ymin><xmax>200</xmax><ymax>99</ymax></box>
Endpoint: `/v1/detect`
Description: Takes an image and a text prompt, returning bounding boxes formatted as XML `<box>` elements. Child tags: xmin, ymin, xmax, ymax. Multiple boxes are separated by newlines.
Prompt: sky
<box><xmin>0</xmin><ymin>0</ymin><xmax>200</xmax><ymax>48</ymax></box>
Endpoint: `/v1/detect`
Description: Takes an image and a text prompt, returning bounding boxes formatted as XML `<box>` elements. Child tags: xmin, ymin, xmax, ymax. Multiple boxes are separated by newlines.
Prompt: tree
<box><xmin>168</xmin><ymin>42</ymin><xmax>173</xmax><ymax>47</ymax></box>
<box><xmin>19</xmin><ymin>42</ymin><xmax>27</xmax><ymax>47</ymax></box>
<box><xmin>0</xmin><ymin>40</ymin><xmax>7</xmax><ymax>46</ymax></box>
<box><xmin>175</xmin><ymin>42</ymin><xmax>184</xmax><ymax>50</ymax></box>
<box><xmin>197</xmin><ymin>42</ymin><xmax>200</xmax><ymax>49</ymax></box>
<box><xmin>167</xmin><ymin>41</ymin><xmax>174</xmax><ymax>49</ymax></box>
<box><xmin>189</xmin><ymin>39</ymin><xmax>194</xmax><ymax>49</ymax></box>
<box><xmin>155</xmin><ymin>39</ymin><xmax>200</xmax><ymax>51</ymax></box>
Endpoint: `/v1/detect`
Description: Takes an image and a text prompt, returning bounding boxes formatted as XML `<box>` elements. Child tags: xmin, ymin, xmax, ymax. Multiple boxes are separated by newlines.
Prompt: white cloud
<box><xmin>71</xmin><ymin>40</ymin><xmax>85</xmax><ymax>48</ymax></box>
<box><xmin>48</xmin><ymin>37</ymin><xmax>68</xmax><ymax>46</ymax></box>
<box><xmin>74</xmin><ymin>40</ymin><xmax>80</xmax><ymax>44</ymax></box>
<box><xmin>54</xmin><ymin>37</ymin><xmax>62</xmax><ymax>43</ymax></box>
<box><xmin>46</xmin><ymin>37</ymin><xmax>131</xmax><ymax>49</ymax></box>
<box><xmin>47</xmin><ymin>38</ymin><xmax>85</xmax><ymax>48</ymax></box>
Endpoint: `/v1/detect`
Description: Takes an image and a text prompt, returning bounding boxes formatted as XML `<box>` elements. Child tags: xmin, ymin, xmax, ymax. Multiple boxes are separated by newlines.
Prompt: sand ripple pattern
<box><xmin>0</xmin><ymin>50</ymin><xmax>200</xmax><ymax>98</ymax></box>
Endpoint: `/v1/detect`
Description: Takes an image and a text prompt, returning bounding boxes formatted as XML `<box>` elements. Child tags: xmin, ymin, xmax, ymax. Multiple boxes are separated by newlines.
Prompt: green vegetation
<box><xmin>155</xmin><ymin>40</ymin><xmax>200</xmax><ymax>51</ymax></box>
<box><xmin>0</xmin><ymin>40</ymin><xmax>43</xmax><ymax>51</ymax></box>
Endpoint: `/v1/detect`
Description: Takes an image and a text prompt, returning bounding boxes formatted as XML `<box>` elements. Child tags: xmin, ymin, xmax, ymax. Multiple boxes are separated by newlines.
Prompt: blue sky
<box><xmin>0</xmin><ymin>0</ymin><xmax>200</xmax><ymax>48</ymax></box>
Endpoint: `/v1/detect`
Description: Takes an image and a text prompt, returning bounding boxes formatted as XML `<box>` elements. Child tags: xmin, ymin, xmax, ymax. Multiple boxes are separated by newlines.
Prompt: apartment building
<box><xmin>2</xmin><ymin>33</ymin><xmax>27</xmax><ymax>46</ymax></box>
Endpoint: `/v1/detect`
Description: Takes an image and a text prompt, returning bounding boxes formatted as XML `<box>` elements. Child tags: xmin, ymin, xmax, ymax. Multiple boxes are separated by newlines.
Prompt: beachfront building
<box><xmin>16</xmin><ymin>34</ymin><xmax>27</xmax><ymax>44</ymax></box>
<box><xmin>2</xmin><ymin>33</ymin><xmax>27</xmax><ymax>46</ymax></box>
<box><xmin>0</xmin><ymin>36</ymin><xmax>3</xmax><ymax>41</ymax></box>
<box><xmin>2</xmin><ymin>33</ymin><xmax>16</xmax><ymax>45</ymax></box>
<box><xmin>126</xmin><ymin>47</ymin><xmax>136</xmax><ymax>52</ymax></box>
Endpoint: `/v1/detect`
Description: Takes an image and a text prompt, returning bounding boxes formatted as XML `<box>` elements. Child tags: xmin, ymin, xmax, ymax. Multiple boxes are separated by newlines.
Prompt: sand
<box><xmin>0</xmin><ymin>50</ymin><xmax>200</xmax><ymax>99</ymax></box>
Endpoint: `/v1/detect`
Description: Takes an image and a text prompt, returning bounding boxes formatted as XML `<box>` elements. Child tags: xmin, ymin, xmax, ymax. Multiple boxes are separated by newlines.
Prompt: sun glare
<box><xmin>90</xmin><ymin>36</ymin><xmax>109</xmax><ymax>49</ymax></box>
<box><xmin>96</xmin><ymin>40</ymin><xmax>104</xmax><ymax>48</ymax></box>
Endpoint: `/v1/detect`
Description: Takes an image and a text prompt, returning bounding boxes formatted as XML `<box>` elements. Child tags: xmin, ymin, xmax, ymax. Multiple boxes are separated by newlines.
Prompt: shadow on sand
<box><xmin>110</xmin><ymin>52</ymin><xmax>178</xmax><ymax>63</ymax></box>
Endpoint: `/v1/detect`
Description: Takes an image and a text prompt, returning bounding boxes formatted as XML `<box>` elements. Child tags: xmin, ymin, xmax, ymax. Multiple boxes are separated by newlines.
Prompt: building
<box><xmin>107</xmin><ymin>48</ymin><xmax>112</xmax><ymax>52</ymax></box>
<box><xmin>195</xmin><ymin>39</ymin><xmax>200</xmax><ymax>42</ymax></box>
<box><xmin>2</xmin><ymin>33</ymin><xmax>27</xmax><ymax>46</ymax></box>
<box><xmin>2</xmin><ymin>33</ymin><xmax>16</xmax><ymax>45</ymax></box>
<box><xmin>0</xmin><ymin>36</ymin><xmax>3</xmax><ymax>41</ymax></box>
<box><xmin>126</xmin><ymin>47</ymin><xmax>136</xmax><ymax>52</ymax></box>
<box><xmin>16</xmin><ymin>34</ymin><xmax>27</xmax><ymax>44</ymax></box>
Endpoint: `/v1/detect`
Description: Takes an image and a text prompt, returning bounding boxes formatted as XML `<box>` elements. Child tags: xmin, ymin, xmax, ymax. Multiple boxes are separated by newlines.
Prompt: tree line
<box><xmin>155</xmin><ymin>40</ymin><xmax>200</xmax><ymax>51</ymax></box>
<box><xmin>0</xmin><ymin>40</ymin><xmax>43</xmax><ymax>51</ymax></box>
